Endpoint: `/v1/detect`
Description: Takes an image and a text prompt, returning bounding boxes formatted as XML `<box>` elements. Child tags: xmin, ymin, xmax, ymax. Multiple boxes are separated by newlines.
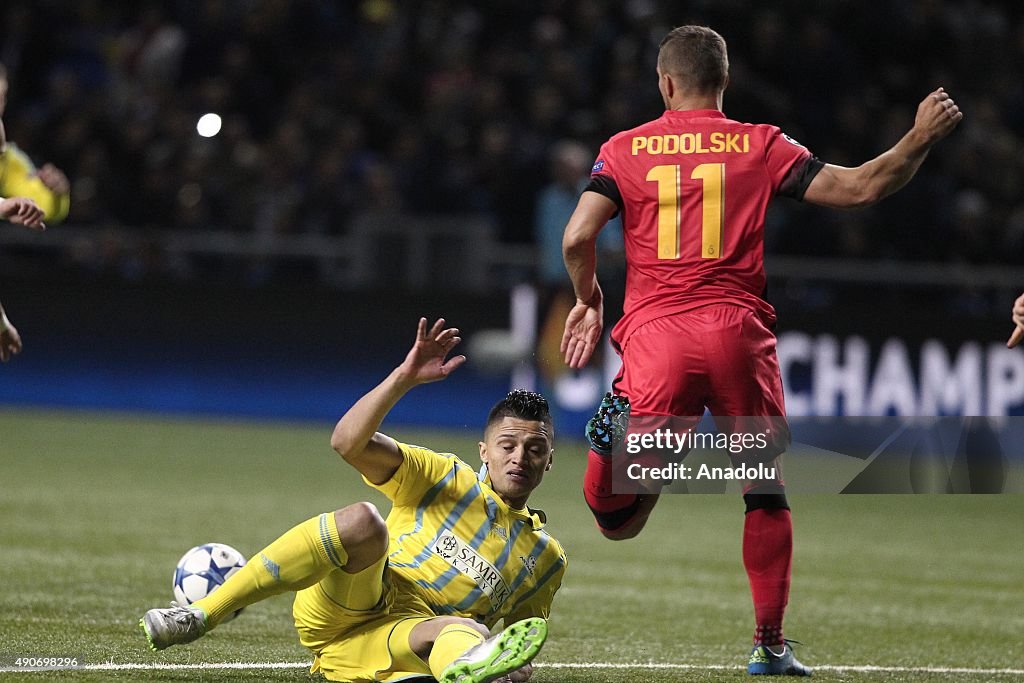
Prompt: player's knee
<box><xmin>598</xmin><ymin>521</ymin><xmax>645</xmax><ymax>541</ymax></box>
<box><xmin>743</xmin><ymin>486</ymin><xmax>789</xmax><ymax>513</ymax></box>
<box><xmin>335</xmin><ymin>502</ymin><xmax>388</xmax><ymax>565</ymax></box>
<box><xmin>588</xmin><ymin>498</ymin><xmax>657</xmax><ymax>541</ymax></box>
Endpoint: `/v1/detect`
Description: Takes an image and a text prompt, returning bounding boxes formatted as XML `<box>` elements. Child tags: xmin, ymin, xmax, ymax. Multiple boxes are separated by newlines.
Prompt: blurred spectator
<box><xmin>535</xmin><ymin>140</ymin><xmax>621</xmax><ymax>290</ymax></box>
<box><xmin>534</xmin><ymin>139</ymin><xmax>623</xmax><ymax>417</ymax></box>
<box><xmin>0</xmin><ymin>62</ymin><xmax>71</xmax><ymax>223</ymax></box>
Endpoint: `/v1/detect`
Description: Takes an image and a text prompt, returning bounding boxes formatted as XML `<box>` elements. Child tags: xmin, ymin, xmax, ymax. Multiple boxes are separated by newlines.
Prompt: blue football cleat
<box><xmin>748</xmin><ymin>641</ymin><xmax>812</xmax><ymax>676</ymax></box>
<box><xmin>585</xmin><ymin>392</ymin><xmax>631</xmax><ymax>456</ymax></box>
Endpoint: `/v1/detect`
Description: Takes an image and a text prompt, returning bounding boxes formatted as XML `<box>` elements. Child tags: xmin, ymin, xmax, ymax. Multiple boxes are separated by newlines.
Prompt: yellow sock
<box><xmin>427</xmin><ymin>624</ymin><xmax>486</xmax><ymax>678</ymax></box>
<box><xmin>194</xmin><ymin>512</ymin><xmax>347</xmax><ymax>626</ymax></box>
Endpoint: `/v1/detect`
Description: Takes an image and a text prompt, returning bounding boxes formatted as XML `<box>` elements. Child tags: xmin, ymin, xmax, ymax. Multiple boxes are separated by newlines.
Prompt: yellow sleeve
<box><xmin>362</xmin><ymin>441</ymin><xmax>458</xmax><ymax>507</ymax></box>
<box><xmin>0</xmin><ymin>144</ymin><xmax>70</xmax><ymax>223</ymax></box>
<box><xmin>505</xmin><ymin>542</ymin><xmax>567</xmax><ymax>623</ymax></box>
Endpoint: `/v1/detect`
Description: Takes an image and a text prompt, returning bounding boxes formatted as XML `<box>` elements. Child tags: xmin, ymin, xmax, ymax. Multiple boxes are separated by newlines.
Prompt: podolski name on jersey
<box><xmin>631</xmin><ymin>132</ymin><xmax>750</xmax><ymax>155</ymax></box>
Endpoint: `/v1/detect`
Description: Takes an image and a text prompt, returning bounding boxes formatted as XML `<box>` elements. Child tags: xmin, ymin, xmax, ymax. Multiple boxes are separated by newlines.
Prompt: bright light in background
<box><xmin>196</xmin><ymin>113</ymin><xmax>222</xmax><ymax>137</ymax></box>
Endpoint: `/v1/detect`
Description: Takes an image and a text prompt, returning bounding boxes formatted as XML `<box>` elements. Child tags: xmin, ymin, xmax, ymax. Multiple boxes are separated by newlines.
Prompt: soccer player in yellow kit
<box><xmin>141</xmin><ymin>318</ymin><xmax>566</xmax><ymax>683</ymax></box>
<box><xmin>0</xmin><ymin>64</ymin><xmax>71</xmax><ymax>224</ymax></box>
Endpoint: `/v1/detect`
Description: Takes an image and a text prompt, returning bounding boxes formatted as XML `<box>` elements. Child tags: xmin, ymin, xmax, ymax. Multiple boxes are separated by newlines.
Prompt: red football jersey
<box><xmin>589</xmin><ymin>109</ymin><xmax>820</xmax><ymax>349</ymax></box>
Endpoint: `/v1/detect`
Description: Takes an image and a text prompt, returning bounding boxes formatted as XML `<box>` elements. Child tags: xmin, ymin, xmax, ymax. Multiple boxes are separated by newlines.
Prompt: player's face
<box><xmin>480</xmin><ymin>417</ymin><xmax>553</xmax><ymax>507</ymax></box>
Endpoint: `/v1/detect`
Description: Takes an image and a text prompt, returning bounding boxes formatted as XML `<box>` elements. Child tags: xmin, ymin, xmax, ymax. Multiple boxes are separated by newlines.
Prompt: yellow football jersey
<box><xmin>368</xmin><ymin>442</ymin><xmax>567</xmax><ymax>629</ymax></box>
<box><xmin>0</xmin><ymin>142</ymin><xmax>70</xmax><ymax>223</ymax></box>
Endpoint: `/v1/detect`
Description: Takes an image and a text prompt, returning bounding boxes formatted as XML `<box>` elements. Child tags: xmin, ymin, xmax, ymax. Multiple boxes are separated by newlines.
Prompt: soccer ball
<box><xmin>172</xmin><ymin>543</ymin><xmax>247</xmax><ymax>622</ymax></box>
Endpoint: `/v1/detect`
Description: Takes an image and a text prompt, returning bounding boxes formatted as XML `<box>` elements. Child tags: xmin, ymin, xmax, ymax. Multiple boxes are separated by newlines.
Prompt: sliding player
<box><xmin>562</xmin><ymin>25</ymin><xmax>962</xmax><ymax>676</ymax></box>
<box><xmin>141</xmin><ymin>318</ymin><xmax>565</xmax><ymax>683</ymax></box>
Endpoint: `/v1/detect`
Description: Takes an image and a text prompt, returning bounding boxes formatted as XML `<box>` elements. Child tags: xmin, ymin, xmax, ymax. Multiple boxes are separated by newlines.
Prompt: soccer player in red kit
<box><xmin>561</xmin><ymin>25</ymin><xmax>963</xmax><ymax>676</ymax></box>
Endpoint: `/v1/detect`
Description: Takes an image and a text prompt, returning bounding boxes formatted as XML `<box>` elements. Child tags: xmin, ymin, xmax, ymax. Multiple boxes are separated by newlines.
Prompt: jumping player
<box><xmin>561</xmin><ymin>25</ymin><xmax>962</xmax><ymax>676</ymax></box>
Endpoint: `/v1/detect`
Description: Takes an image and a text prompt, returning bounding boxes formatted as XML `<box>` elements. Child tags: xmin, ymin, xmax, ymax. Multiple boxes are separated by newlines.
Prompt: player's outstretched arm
<box><xmin>803</xmin><ymin>88</ymin><xmax>963</xmax><ymax>209</ymax></box>
<box><xmin>0</xmin><ymin>196</ymin><xmax>45</xmax><ymax>230</ymax></box>
<box><xmin>330</xmin><ymin>317</ymin><xmax>466</xmax><ymax>484</ymax></box>
<box><xmin>0</xmin><ymin>300</ymin><xmax>22</xmax><ymax>362</ymax></box>
<box><xmin>1007</xmin><ymin>294</ymin><xmax>1024</xmax><ymax>348</ymax></box>
<box><xmin>561</xmin><ymin>191</ymin><xmax>617</xmax><ymax>369</ymax></box>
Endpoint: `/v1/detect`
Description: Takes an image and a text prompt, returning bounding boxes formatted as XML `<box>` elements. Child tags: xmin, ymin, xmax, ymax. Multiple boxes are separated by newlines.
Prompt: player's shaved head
<box><xmin>658</xmin><ymin>25</ymin><xmax>729</xmax><ymax>94</ymax></box>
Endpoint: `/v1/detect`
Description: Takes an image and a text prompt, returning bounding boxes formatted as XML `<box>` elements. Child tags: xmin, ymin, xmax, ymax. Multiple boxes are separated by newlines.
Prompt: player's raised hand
<box><xmin>1007</xmin><ymin>293</ymin><xmax>1024</xmax><ymax>348</ymax></box>
<box><xmin>398</xmin><ymin>317</ymin><xmax>467</xmax><ymax>384</ymax></box>
<box><xmin>913</xmin><ymin>88</ymin><xmax>963</xmax><ymax>145</ymax></box>
<box><xmin>561</xmin><ymin>298</ymin><xmax>603</xmax><ymax>369</ymax></box>
<box><xmin>0</xmin><ymin>196</ymin><xmax>46</xmax><ymax>230</ymax></box>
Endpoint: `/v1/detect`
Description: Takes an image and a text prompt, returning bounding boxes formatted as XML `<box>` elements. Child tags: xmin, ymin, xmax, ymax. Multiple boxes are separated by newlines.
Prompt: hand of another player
<box><xmin>913</xmin><ymin>88</ymin><xmax>963</xmax><ymax>145</ymax></box>
<box><xmin>396</xmin><ymin>317</ymin><xmax>466</xmax><ymax>385</ymax></box>
<box><xmin>0</xmin><ymin>316</ymin><xmax>22</xmax><ymax>362</ymax></box>
<box><xmin>0</xmin><ymin>196</ymin><xmax>45</xmax><ymax>230</ymax></box>
<box><xmin>1007</xmin><ymin>293</ymin><xmax>1024</xmax><ymax>348</ymax></box>
<box><xmin>493</xmin><ymin>662</ymin><xmax>533</xmax><ymax>682</ymax></box>
<box><xmin>561</xmin><ymin>299</ymin><xmax>603</xmax><ymax>369</ymax></box>
<box><xmin>37</xmin><ymin>163</ymin><xmax>71</xmax><ymax>195</ymax></box>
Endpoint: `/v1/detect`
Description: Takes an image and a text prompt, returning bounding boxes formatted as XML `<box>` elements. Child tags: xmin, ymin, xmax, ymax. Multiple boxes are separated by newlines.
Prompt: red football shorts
<box><xmin>614</xmin><ymin>305</ymin><xmax>787</xmax><ymax>418</ymax></box>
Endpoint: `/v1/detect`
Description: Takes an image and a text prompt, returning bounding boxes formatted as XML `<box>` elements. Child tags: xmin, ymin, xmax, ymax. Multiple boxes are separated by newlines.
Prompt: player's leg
<box><xmin>742</xmin><ymin>481</ymin><xmax>808</xmax><ymax>675</ymax></box>
<box><xmin>584</xmin><ymin>391</ymin><xmax>672</xmax><ymax>540</ymax></box>
<box><xmin>412</xmin><ymin>616</ymin><xmax>548</xmax><ymax>683</ymax></box>
<box><xmin>583</xmin><ymin>317</ymin><xmax>707</xmax><ymax>539</ymax></box>
<box><xmin>141</xmin><ymin>502</ymin><xmax>387</xmax><ymax>650</ymax></box>
<box><xmin>704</xmin><ymin>307</ymin><xmax>810</xmax><ymax>676</ymax></box>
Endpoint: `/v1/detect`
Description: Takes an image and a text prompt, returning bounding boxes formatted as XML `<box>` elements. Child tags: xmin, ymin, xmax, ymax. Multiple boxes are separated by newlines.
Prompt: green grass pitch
<box><xmin>1</xmin><ymin>408</ymin><xmax>1022</xmax><ymax>682</ymax></box>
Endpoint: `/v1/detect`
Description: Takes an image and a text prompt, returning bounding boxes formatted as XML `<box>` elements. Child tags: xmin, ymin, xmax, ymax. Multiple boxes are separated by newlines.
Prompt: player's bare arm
<box><xmin>803</xmin><ymin>88</ymin><xmax>963</xmax><ymax>209</ymax></box>
<box><xmin>0</xmin><ymin>196</ymin><xmax>45</xmax><ymax>230</ymax></box>
<box><xmin>330</xmin><ymin>317</ymin><xmax>466</xmax><ymax>484</ymax></box>
<box><xmin>0</xmin><ymin>300</ymin><xmax>22</xmax><ymax>362</ymax></box>
<box><xmin>561</xmin><ymin>191</ymin><xmax>617</xmax><ymax>369</ymax></box>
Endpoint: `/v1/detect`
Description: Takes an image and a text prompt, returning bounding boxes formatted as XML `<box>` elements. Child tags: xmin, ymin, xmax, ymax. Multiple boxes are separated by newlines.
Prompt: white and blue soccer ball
<box><xmin>172</xmin><ymin>542</ymin><xmax>247</xmax><ymax>622</ymax></box>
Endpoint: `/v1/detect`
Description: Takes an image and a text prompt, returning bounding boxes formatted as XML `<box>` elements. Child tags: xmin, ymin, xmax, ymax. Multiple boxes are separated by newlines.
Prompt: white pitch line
<box><xmin>2</xmin><ymin>661</ymin><xmax>1023</xmax><ymax>676</ymax></box>
<box><xmin>544</xmin><ymin>662</ymin><xmax>1024</xmax><ymax>676</ymax></box>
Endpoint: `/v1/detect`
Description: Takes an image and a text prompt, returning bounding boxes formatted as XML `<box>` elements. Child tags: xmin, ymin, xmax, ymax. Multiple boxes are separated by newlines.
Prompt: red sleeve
<box><xmin>590</xmin><ymin>140</ymin><xmax>616</xmax><ymax>181</ymax></box>
<box><xmin>764</xmin><ymin>127</ymin><xmax>813</xmax><ymax>194</ymax></box>
<box><xmin>587</xmin><ymin>140</ymin><xmax>624</xmax><ymax>213</ymax></box>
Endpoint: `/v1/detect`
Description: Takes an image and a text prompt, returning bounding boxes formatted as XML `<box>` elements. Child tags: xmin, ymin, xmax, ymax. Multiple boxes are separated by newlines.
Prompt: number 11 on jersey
<box><xmin>646</xmin><ymin>162</ymin><xmax>725</xmax><ymax>260</ymax></box>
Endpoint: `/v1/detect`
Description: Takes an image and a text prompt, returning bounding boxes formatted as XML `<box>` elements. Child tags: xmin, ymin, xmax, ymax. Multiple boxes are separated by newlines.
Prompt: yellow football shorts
<box><xmin>292</xmin><ymin>556</ymin><xmax>437</xmax><ymax>682</ymax></box>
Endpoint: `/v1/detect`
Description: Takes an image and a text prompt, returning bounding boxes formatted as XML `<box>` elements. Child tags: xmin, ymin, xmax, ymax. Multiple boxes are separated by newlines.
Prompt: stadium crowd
<box><xmin>1</xmin><ymin>0</ymin><xmax>1022</xmax><ymax>282</ymax></box>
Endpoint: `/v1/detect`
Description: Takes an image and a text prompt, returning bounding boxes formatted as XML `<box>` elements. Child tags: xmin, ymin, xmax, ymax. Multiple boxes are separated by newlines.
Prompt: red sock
<box><xmin>743</xmin><ymin>507</ymin><xmax>793</xmax><ymax>646</ymax></box>
<box><xmin>583</xmin><ymin>449</ymin><xmax>641</xmax><ymax>531</ymax></box>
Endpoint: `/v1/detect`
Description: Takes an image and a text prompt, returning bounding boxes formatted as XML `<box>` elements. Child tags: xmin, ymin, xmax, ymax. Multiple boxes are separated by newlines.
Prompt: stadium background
<box><xmin>2</xmin><ymin>1</ymin><xmax>1024</xmax><ymax>430</ymax></box>
<box><xmin>1</xmin><ymin>3</ymin><xmax>1023</xmax><ymax>680</ymax></box>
